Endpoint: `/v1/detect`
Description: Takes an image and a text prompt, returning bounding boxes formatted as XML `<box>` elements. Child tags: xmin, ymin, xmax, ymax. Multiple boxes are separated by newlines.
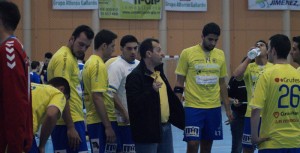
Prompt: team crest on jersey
<box><xmin>212</xmin><ymin>58</ymin><xmax>217</xmax><ymax>63</ymax></box>
<box><xmin>185</xmin><ymin>126</ymin><xmax>199</xmax><ymax>137</ymax></box>
<box><xmin>199</xmin><ymin>59</ymin><xmax>205</xmax><ymax>63</ymax></box>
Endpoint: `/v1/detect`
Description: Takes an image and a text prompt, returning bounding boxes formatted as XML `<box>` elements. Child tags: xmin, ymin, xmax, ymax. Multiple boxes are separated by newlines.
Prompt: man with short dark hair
<box><xmin>106</xmin><ymin>35</ymin><xmax>140</xmax><ymax>153</ymax></box>
<box><xmin>250</xmin><ymin>34</ymin><xmax>300</xmax><ymax>152</ymax></box>
<box><xmin>40</xmin><ymin>52</ymin><xmax>53</xmax><ymax>84</ymax></box>
<box><xmin>0</xmin><ymin>1</ymin><xmax>33</xmax><ymax>152</ymax></box>
<box><xmin>126</xmin><ymin>38</ymin><xmax>185</xmax><ymax>153</ymax></box>
<box><xmin>175</xmin><ymin>22</ymin><xmax>233</xmax><ymax>153</ymax></box>
<box><xmin>30</xmin><ymin>61</ymin><xmax>42</xmax><ymax>84</ymax></box>
<box><xmin>29</xmin><ymin>77</ymin><xmax>70</xmax><ymax>153</ymax></box>
<box><xmin>290</xmin><ymin>36</ymin><xmax>300</xmax><ymax>69</ymax></box>
<box><xmin>233</xmin><ymin>40</ymin><xmax>273</xmax><ymax>153</ymax></box>
<box><xmin>82</xmin><ymin>29</ymin><xmax>118</xmax><ymax>153</ymax></box>
<box><xmin>47</xmin><ymin>25</ymin><xmax>94</xmax><ymax>152</ymax></box>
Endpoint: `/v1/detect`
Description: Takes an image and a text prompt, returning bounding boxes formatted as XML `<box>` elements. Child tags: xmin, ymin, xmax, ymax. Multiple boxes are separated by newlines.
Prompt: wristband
<box><xmin>174</xmin><ymin>86</ymin><xmax>184</xmax><ymax>94</ymax></box>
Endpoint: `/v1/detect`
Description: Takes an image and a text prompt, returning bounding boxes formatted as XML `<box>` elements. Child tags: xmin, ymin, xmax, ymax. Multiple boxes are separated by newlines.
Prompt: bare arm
<box><xmin>39</xmin><ymin>106</ymin><xmax>61</xmax><ymax>153</ymax></box>
<box><xmin>251</xmin><ymin>108</ymin><xmax>260</xmax><ymax>144</ymax></box>
<box><xmin>175</xmin><ymin>74</ymin><xmax>186</xmax><ymax>102</ymax></box>
<box><xmin>62</xmin><ymin>102</ymin><xmax>81</xmax><ymax>150</ymax></box>
<box><xmin>92</xmin><ymin>92</ymin><xmax>116</xmax><ymax>142</ymax></box>
<box><xmin>113</xmin><ymin>93</ymin><xmax>129</xmax><ymax>124</ymax></box>
<box><xmin>232</xmin><ymin>57</ymin><xmax>252</xmax><ymax>79</ymax></box>
<box><xmin>251</xmin><ymin>108</ymin><xmax>270</xmax><ymax>145</ymax></box>
<box><xmin>219</xmin><ymin>78</ymin><xmax>234</xmax><ymax>122</ymax></box>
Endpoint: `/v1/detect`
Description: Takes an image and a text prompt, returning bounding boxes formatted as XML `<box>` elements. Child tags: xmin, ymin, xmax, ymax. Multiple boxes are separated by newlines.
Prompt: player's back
<box><xmin>252</xmin><ymin>64</ymin><xmax>300</xmax><ymax>149</ymax></box>
<box><xmin>31</xmin><ymin>83</ymin><xmax>66</xmax><ymax>133</ymax></box>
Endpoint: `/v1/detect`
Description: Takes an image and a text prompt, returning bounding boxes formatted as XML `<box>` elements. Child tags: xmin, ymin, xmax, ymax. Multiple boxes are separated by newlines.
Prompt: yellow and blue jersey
<box><xmin>82</xmin><ymin>55</ymin><xmax>116</xmax><ymax>124</ymax></box>
<box><xmin>47</xmin><ymin>46</ymin><xmax>84</xmax><ymax>124</ymax></box>
<box><xmin>242</xmin><ymin>62</ymin><xmax>273</xmax><ymax>117</ymax></box>
<box><xmin>31</xmin><ymin>83</ymin><xmax>66</xmax><ymax>133</ymax></box>
<box><xmin>250</xmin><ymin>64</ymin><xmax>300</xmax><ymax>149</ymax></box>
<box><xmin>175</xmin><ymin>44</ymin><xmax>227</xmax><ymax>108</ymax></box>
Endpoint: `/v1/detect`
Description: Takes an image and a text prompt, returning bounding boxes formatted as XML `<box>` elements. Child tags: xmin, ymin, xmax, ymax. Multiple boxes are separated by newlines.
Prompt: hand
<box><xmin>251</xmin><ymin>136</ymin><xmax>271</xmax><ymax>146</ymax></box>
<box><xmin>247</xmin><ymin>47</ymin><xmax>260</xmax><ymax>60</ymax></box>
<box><xmin>24</xmin><ymin>136</ymin><xmax>33</xmax><ymax>152</ymax></box>
<box><xmin>153</xmin><ymin>81</ymin><xmax>163</xmax><ymax>92</ymax></box>
<box><xmin>67</xmin><ymin>127</ymin><xmax>82</xmax><ymax>151</ymax></box>
<box><xmin>233</xmin><ymin>99</ymin><xmax>242</xmax><ymax>107</ymax></box>
<box><xmin>38</xmin><ymin>146</ymin><xmax>45</xmax><ymax>153</ymax></box>
<box><xmin>40</xmin><ymin>61</ymin><xmax>44</xmax><ymax>67</ymax></box>
<box><xmin>123</xmin><ymin>112</ymin><xmax>130</xmax><ymax>125</ymax></box>
<box><xmin>105</xmin><ymin>127</ymin><xmax>116</xmax><ymax>143</ymax></box>
<box><xmin>225</xmin><ymin>110</ymin><xmax>234</xmax><ymax>124</ymax></box>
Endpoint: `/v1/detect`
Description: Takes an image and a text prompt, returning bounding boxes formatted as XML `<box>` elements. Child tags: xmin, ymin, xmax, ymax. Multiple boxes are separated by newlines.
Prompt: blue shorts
<box><xmin>51</xmin><ymin>121</ymin><xmax>88</xmax><ymax>153</ymax></box>
<box><xmin>117</xmin><ymin>125</ymin><xmax>135</xmax><ymax>153</ymax></box>
<box><xmin>87</xmin><ymin>121</ymin><xmax>120</xmax><ymax>153</ymax></box>
<box><xmin>183</xmin><ymin>107</ymin><xmax>223</xmax><ymax>141</ymax></box>
<box><xmin>242</xmin><ymin>117</ymin><xmax>261</xmax><ymax>149</ymax></box>
<box><xmin>259</xmin><ymin>148</ymin><xmax>300</xmax><ymax>153</ymax></box>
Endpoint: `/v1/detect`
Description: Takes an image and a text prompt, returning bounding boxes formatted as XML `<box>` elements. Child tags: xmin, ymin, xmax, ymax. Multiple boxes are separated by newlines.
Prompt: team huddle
<box><xmin>1</xmin><ymin>1</ymin><xmax>300</xmax><ymax>153</ymax></box>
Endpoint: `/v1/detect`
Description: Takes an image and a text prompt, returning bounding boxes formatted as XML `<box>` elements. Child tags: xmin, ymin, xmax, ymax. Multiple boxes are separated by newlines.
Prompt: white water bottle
<box><xmin>247</xmin><ymin>48</ymin><xmax>261</xmax><ymax>60</ymax></box>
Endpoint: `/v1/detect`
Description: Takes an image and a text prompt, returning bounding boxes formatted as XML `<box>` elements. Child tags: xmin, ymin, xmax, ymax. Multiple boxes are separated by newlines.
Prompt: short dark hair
<box><xmin>202</xmin><ymin>22</ymin><xmax>221</xmax><ymax>37</ymax></box>
<box><xmin>269</xmin><ymin>34</ymin><xmax>291</xmax><ymax>59</ymax></box>
<box><xmin>255</xmin><ymin>40</ymin><xmax>268</xmax><ymax>50</ymax></box>
<box><xmin>44</xmin><ymin>52</ymin><xmax>53</xmax><ymax>59</ymax></box>
<box><xmin>31</xmin><ymin>61</ymin><xmax>40</xmax><ymax>69</ymax></box>
<box><xmin>47</xmin><ymin>77</ymin><xmax>71</xmax><ymax>100</ymax></box>
<box><xmin>0</xmin><ymin>1</ymin><xmax>21</xmax><ymax>31</ymax></box>
<box><xmin>72</xmin><ymin>25</ymin><xmax>94</xmax><ymax>40</ymax></box>
<box><xmin>293</xmin><ymin>36</ymin><xmax>300</xmax><ymax>51</ymax></box>
<box><xmin>139</xmin><ymin>38</ymin><xmax>159</xmax><ymax>59</ymax></box>
<box><xmin>120</xmin><ymin>35</ymin><xmax>138</xmax><ymax>47</ymax></box>
<box><xmin>94</xmin><ymin>29</ymin><xmax>117</xmax><ymax>50</ymax></box>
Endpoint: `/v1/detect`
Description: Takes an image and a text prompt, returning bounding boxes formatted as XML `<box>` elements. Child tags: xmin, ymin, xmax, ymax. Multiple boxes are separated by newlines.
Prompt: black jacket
<box><xmin>125</xmin><ymin>60</ymin><xmax>185</xmax><ymax>143</ymax></box>
<box><xmin>227</xmin><ymin>76</ymin><xmax>247</xmax><ymax>115</ymax></box>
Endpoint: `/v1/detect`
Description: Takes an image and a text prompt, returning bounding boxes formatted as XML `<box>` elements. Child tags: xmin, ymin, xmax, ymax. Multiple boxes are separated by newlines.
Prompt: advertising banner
<box><xmin>53</xmin><ymin>0</ymin><xmax>98</xmax><ymax>10</ymax></box>
<box><xmin>99</xmin><ymin>0</ymin><xmax>162</xmax><ymax>19</ymax></box>
<box><xmin>165</xmin><ymin>0</ymin><xmax>207</xmax><ymax>12</ymax></box>
<box><xmin>248</xmin><ymin>0</ymin><xmax>300</xmax><ymax>10</ymax></box>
